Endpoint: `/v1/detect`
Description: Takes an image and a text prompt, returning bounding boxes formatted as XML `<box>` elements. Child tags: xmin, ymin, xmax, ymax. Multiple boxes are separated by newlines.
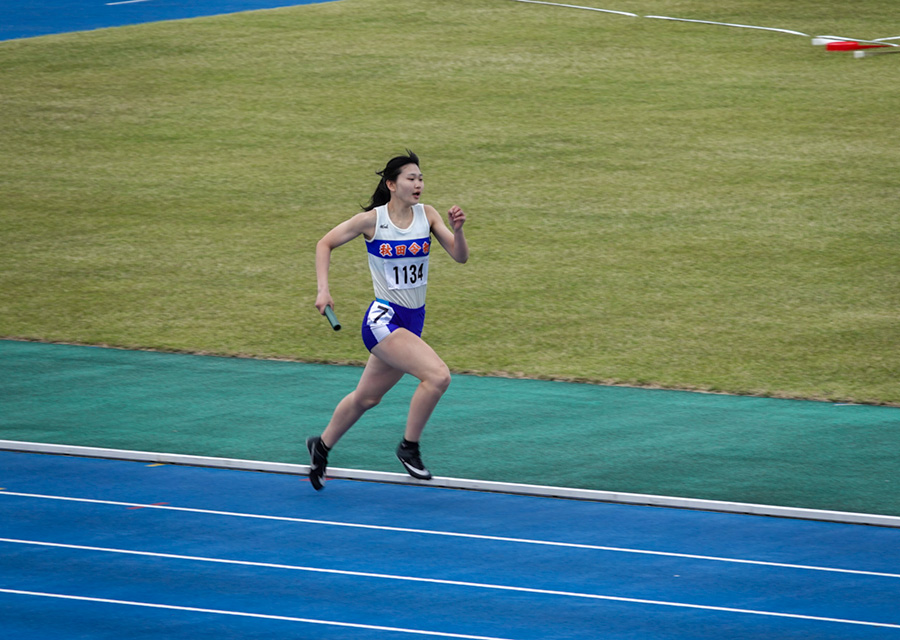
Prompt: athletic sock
<box><xmin>400</xmin><ymin>439</ymin><xmax>419</xmax><ymax>451</ymax></box>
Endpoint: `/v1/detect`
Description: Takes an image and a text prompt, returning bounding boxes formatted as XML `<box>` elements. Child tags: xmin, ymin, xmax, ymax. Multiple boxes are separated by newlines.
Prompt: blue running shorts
<box><xmin>361</xmin><ymin>299</ymin><xmax>426</xmax><ymax>352</ymax></box>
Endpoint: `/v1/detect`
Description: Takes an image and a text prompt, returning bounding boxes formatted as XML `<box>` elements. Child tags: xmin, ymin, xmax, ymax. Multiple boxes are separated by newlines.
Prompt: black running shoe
<box><xmin>306</xmin><ymin>436</ymin><xmax>328</xmax><ymax>491</ymax></box>
<box><xmin>396</xmin><ymin>441</ymin><xmax>432</xmax><ymax>480</ymax></box>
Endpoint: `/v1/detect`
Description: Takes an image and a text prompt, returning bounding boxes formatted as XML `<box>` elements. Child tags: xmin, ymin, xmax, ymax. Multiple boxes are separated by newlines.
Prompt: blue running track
<box><xmin>0</xmin><ymin>0</ymin><xmax>337</xmax><ymax>42</ymax></box>
<box><xmin>2</xmin><ymin>451</ymin><xmax>899</xmax><ymax>639</ymax></box>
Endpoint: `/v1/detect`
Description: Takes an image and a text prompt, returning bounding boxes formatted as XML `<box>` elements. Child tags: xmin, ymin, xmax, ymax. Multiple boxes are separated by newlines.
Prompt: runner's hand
<box><xmin>447</xmin><ymin>206</ymin><xmax>466</xmax><ymax>231</ymax></box>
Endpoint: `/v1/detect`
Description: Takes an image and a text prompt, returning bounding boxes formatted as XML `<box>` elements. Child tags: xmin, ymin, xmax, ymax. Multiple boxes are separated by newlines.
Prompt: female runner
<box><xmin>309</xmin><ymin>151</ymin><xmax>468</xmax><ymax>490</ymax></box>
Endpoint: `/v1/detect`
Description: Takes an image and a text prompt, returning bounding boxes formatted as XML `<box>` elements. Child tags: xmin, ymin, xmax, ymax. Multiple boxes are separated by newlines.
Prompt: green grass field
<box><xmin>1</xmin><ymin>0</ymin><xmax>898</xmax><ymax>405</ymax></box>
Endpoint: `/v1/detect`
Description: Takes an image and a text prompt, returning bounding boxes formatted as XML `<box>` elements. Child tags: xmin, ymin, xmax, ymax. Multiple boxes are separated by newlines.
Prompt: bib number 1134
<box><xmin>385</xmin><ymin>258</ymin><xmax>428</xmax><ymax>290</ymax></box>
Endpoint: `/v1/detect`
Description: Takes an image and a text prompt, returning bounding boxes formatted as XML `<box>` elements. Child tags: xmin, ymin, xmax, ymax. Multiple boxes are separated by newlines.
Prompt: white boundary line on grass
<box><xmin>2</xmin><ymin>440</ymin><xmax>899</xmax><ymax>528</ymax></box>
<box><xmin>512</xmin><ymin>0</ymin><xmax>636</xmax><ymax>17</ymax></box>
<box><xmin>510</xmin><ymin>0</ymin><xmax>900</xmax><ymax>48</ymax></box>
<box><xmin>643</xmin><ymin>15</ymin><xmax>809</xmax><ymax>37</ymax></box>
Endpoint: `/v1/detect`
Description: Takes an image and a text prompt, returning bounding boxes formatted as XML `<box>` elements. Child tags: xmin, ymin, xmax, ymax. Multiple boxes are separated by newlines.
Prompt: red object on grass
<box><xmin>826</xmin><ymin>41</ymin><xmax>890</xmax><ymax>51</ymax></box>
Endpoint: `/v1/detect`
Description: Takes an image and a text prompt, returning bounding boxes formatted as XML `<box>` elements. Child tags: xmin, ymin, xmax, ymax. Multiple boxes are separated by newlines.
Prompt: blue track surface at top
<box><xmin>0</xmin><ymin>0</ymin><xmax>336</xmax><ymax>42</ymax></box>
<box><xmin>2</xmin><ymin>451</ymin><xmax>900</xmax><ymax>639</ymax></box>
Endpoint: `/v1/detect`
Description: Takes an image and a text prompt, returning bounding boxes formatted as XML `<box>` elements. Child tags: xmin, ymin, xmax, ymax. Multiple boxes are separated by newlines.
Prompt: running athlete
<box><xmin>308</xmin><ymin>151</ymin><xmax>468</xmax><ymax>491</ymax></box>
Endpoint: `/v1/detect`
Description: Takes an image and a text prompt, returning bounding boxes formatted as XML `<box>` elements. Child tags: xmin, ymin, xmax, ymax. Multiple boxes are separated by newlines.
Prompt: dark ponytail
<box><xmin>363</xmin><ymin>150</ymin><xmax>420</xmax><ymax>211</ymax></box>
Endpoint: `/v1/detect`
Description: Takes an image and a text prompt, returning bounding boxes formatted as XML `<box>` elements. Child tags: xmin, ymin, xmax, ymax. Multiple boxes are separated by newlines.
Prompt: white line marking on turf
<box><xmin>106</xmin><ymin>0</ymin><xmax>152</xmax><ymax>5</ymax></box>
<box><xmin>512</xmin><ymin>0</ymin><xmax>637</xmax><ymax>17</ymax></box>
<box><xmin>0</xmin><ymin>589</ymin><xmax>515</xmax><ymax>640</ymax></box>
<box><xmin>512</xmin><ymin>0</ymin><xmax>899</xmax><ymax>46</ymax></box>
<box><xmin>812</xmin><ymin>35</ymin><xmax>900</xmax><ymax>47</ymax></box>
<box><xmin>643</xmin><ymin>15</ymin><xmax>809</xmax><ymax>37</ymax></box>
<box><xmin>2</xmin><ymin>491</ymin><xmax>899</xmax><ymax>580</ymax></box>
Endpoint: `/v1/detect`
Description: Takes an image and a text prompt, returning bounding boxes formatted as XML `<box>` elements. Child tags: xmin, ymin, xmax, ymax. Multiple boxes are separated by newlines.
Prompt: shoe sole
<box><xmin>397</xmin><ymin>454</ymin><xmax>432</xmax><ymax>481</ymax></box>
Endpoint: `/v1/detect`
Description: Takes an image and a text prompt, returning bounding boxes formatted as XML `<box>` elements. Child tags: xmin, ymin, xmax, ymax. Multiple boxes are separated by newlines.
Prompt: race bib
<box><xmin>384</xmin><ymin>256</ymin><xmax>429</xmax><ymax>290</ymax></box>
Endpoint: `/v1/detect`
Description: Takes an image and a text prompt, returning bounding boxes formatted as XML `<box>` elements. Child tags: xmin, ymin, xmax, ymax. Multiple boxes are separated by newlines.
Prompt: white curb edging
<box><xmin>2</xmin><ymin>440</ymin><xmax>898</xmax><ymax>528</ymax></box>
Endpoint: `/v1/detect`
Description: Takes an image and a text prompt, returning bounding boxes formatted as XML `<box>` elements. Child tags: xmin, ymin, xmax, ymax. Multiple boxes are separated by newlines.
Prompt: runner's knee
<box><xmin>426</xmin><ymin>364</ymin><xmax>451</xmax><ymax>395</ymax></box>
<box><xmin>353</xmin><ymin>391</ymin><xmax>383</xmax><ymax>412</ymax></box>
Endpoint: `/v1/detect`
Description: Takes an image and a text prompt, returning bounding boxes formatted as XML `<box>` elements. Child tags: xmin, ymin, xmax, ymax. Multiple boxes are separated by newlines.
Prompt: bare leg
<box><xmin>320</xmin><ymin>354</ymin><xmax>404</xmax><ymax>448</ymax></box>
<box><xmin>319</xmin><ymin>328</ymin><xmax>450</xmax><ymax>447</ymax></box>
<box><xmin>370</xmin><ymin>329</ymin><xmax>451</xmax><ymax>442</ymax></box>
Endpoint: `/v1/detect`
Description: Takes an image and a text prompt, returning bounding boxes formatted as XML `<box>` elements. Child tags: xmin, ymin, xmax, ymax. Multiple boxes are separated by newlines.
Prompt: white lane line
<box><xmin>1</xmin><ymin>567</ymin><xmax>898</xmax><ymax>631</ymax></box>
<box><xmin>2</xmin><ymin>490</ymin><xmax>898</xmax><ymax>579</ymax></box>
<box><xmin>0</xmin><ymin>588</ymin><xmax>516</xmax><ymax>640</ymax></box>
<box><xmin>106</xmin><ymin>0</ymin><xmax>153</xmax><ymax>6</ymax></box>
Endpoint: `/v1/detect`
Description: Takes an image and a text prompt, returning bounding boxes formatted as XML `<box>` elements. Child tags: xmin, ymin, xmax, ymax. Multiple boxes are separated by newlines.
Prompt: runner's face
<box><xmin>389</xmin><ymin>164</ymin><xmax>423</xmax><ymax>205</ymax></box>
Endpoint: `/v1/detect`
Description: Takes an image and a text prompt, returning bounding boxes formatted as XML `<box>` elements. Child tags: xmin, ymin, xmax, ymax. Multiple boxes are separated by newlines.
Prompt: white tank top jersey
<box><xmin>365</xmin><ymin>204</ymin><xmax>432</xmax><ymax>309</ymax></box>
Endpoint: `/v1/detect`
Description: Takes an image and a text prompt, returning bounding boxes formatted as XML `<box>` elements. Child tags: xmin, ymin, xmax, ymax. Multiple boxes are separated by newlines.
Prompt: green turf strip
<box><xmin>3</xmin><ymin>340</ymin><xmax>898</xmax><ymax>516</ymax></box>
